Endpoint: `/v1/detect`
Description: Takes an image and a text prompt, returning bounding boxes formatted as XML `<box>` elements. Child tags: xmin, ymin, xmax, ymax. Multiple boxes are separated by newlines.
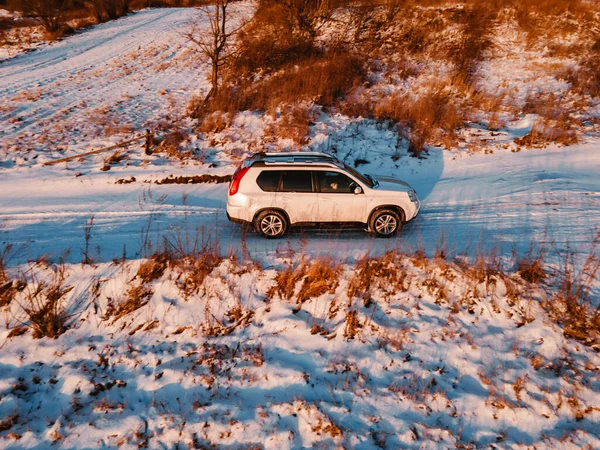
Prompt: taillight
<box><xmin>229</xmin><ymin>166</ymin><xmax>250</xmax><ymax>196</ymax></box>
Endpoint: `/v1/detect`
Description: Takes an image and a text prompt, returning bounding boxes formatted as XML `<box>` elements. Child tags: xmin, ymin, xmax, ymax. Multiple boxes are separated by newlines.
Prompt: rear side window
<box><xmin>280</xmin><ymin>171</ymin><xmax>313</xmax><ymax>193</ymax></box>
<box><xmin>256</xmin><ymin>170</ymin><xmax>281</xmax><ymax>192</ymax></box>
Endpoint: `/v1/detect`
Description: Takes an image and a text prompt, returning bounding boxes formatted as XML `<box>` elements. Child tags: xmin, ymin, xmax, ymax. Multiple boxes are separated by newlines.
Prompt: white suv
<box><xmin>226</xmin><ymin>152</ymin><xmax>420</xmax><ymax>238</ymax></box>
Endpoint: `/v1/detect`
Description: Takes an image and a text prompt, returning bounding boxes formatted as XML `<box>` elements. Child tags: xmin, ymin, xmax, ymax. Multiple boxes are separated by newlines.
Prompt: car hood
<box><xmin>373</xmin><ymin>176</ymin><xmax>413</xmax><ymax>193</ymax></box>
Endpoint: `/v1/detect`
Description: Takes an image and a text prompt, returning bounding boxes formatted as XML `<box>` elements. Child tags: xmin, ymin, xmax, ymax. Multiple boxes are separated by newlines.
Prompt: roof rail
<box><xmin>251</xmin><ymin>151</ymin><xmax>339</xmax><ymax>165</ymax></box>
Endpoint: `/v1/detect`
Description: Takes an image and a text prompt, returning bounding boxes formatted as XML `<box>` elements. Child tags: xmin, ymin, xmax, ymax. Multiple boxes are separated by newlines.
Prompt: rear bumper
<box><xmin>227</xmin><ymin>212</ymin><xmax>248</xmax><ymax>225</ymax></box>
<box><xmin>226</xmin><ymin>202</ymin><xmax>252</xmax><ymax>225</ymax></box>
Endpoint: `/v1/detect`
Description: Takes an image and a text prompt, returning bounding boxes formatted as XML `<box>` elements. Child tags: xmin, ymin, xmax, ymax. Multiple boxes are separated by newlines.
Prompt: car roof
<box><xmin>246</xmin><ymin>151</ymin><xmax>342</xmax><ymax>168</ymax></box>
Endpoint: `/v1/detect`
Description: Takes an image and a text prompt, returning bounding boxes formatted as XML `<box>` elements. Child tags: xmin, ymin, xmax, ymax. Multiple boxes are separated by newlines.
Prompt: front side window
<box><xmin>317</xmin><ymin>171</ymin><xmax>357</xmax><ymax>193</ymax></box>
<box><xmin>280</xmin><ymin>171</ymin><xmax>313</xmax><ymax>193</ymax></box>
<box><xmin>256</xmin><ymin>170</ymin><xmax>281</xmax><ymax>192</ymax></box>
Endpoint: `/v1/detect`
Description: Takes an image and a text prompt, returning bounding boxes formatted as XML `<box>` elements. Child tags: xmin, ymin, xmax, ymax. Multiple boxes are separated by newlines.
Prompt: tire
<box><xmin>369</xmin><ymin>209</ymin><xmax>401</xmax><ymax>238</ymax></box>
<box><xmin>255</xmin><ymin>210</ymin><xmax>288</xmax><ymax>238</ymax></box>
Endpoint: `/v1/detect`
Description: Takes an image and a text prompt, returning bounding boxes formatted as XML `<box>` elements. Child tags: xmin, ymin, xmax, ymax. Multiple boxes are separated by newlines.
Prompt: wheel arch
<box><xmin>253</xmin><ymin>207</ymin><xmax>291</xmax><ymax>226</ymax></box>
<box><xmin>368</xmin><ymin>205</ymin><xmax>406</xmax><ymax>225</ymax></box>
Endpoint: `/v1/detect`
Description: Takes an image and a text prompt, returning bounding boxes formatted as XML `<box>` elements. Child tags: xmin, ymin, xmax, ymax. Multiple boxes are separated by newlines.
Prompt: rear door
<box><xmin>277</xmin><ymin>170</ymin><xmax>317</xmax><ymax>224</ymax></box>
<box><xmin>315</xmin><ymin>171</ymin><xmax>366</xmax><ymax>223</ymax></box>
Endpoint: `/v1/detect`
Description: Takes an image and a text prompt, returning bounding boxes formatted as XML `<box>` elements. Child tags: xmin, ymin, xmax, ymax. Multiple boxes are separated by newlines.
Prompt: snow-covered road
<box><xmin>0</xmin><ymin>7</ymin><xmax>215</xmax><ymax>156</ymax></box>
<box><xmin>1</xmin><ymin>142</ymin><xmax>598</xmax><ymax>265</ymax></box>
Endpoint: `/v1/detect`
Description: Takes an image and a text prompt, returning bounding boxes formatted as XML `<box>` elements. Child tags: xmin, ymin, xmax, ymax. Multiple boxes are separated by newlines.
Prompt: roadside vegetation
<box><xmin>186</xmin><ymin>0</ymin><xmax>600</xmax><ymax>155</ymax></box>
<box><xmin>1</xmin><ymin>233</ymin><xmax>599</xmax><ymax>446</ymax></box>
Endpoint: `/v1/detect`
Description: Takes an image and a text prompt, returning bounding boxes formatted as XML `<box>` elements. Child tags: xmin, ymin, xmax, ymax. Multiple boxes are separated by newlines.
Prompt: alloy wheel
<box><xmin>375</xmin><ymin>214</ymin><xmax>397</xmax><ymax>235</ymax></box>
<box><xmin>260</xmin><ymin>214</ymin><xmax>284</xmax><ymax>236</ymax></box>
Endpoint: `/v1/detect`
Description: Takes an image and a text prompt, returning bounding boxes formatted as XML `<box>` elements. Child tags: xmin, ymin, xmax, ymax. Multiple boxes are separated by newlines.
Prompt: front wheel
<box><xmin>370</xmin><ymin>209</ymin><xmax>401</xmax><ymax>238</ymax></box>
<box><xmin>255</xmin><ymin>210</ymin><xmax>288</xmax><ymax>238</ymax></box>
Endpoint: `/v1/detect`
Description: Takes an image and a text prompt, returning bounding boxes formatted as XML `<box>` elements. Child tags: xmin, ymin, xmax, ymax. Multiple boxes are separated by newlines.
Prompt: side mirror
<box><xmin>354</xmin><ymin>186</ymin><xmax>363</xmax><ymax>195</ymax></box>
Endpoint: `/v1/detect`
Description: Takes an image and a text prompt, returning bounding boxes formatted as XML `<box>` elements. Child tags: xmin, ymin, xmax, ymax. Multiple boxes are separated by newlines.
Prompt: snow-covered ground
<box><xmin>1</xmin><ymin>250</ymin><xmax>599</xmax><ymax>448</ymax></box>
<box><xmin>0</xmin><ymin>7</ymin><xmax>218</xmax><ymax>157</ymax></box>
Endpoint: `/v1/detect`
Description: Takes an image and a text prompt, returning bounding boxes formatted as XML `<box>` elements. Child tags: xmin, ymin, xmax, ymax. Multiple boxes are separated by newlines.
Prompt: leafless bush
<box><xmin>518</xmin><ymin>255</ymin><xmax>546</xmax><ymax>284</ymax></box>
<box><xmin>165</xmin><ymin>233</ymin><xmax>223</xmax><ymax>297</ymax></box>
<box><xmin>344</xmin><ymin>309</ymin><xmax>362</xmax><ymax>340</ymax></box>
<box><xmin>264</xmin><ymin>104</ymin><xmax>316</xmax><ymax>145</ymax></box>
<box><xmin>196</xmin><ymin>111</ymin><xmax>230</xmax><ymax>133</ymax></box>
<box><xmin>365</xmin><ymin>83</ymin><xmax>463</xmax><ymax>154</ymax></box>
<box><xmin>296</xmin><ymin>257</ymin><xmax>342</xmax><ymax>303</ymax></box>
<box><xmin>557</xmin><ymin>47</ymin><xmax>600</xmax><ymax>98</ymax></box>
<box><xmin>545</xmin><ymin>237</ymin><xmax>600</xmax><ymax>346</ymax></box>
<box><xmin>514</xmin><ymin>119</ymin><xmax>578</xmax><ymax>148</ymax></box>
<box><xmin>267</xmin><ymin>260</ymin><xmax>307</xmax><ymax>301</ymax></box>
<box><xmin>135</xmin><ymin>252</ymin><xmax>169</xmax><ymax>284</ymax></box>
<box><xmin>449</xmin><ymin>2</ymin><xmax>497</xmax><ymax>83</ymax></box>
<box><xmin>347</xmin><ymin>251</ymin><xmax>409</xmax><ymax>304</ymax></box>
<box><xmin>105</xmin><ymin>284</ymin><xmax>152</xmax><ymax>321</ymax></box>
<box><xmin>17</xmin><ymin>264</ymin><xmax>73</xmax><ymax>338</ymax></box>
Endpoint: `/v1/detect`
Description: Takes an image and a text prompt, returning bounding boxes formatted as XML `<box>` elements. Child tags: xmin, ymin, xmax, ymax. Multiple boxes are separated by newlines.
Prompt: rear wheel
<box><xmin>255</xmin><ymin>210</ymin><xmax>288</xmax><ymax>238</ymax></box>
<box><xmin>370</xmin><ymin>209</ymin><xmax>401</xmax><ymax>238</ymax></box>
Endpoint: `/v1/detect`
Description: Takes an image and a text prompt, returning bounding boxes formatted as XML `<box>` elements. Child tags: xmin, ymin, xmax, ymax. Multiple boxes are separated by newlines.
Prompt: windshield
<box><xmin>342</xmin><ymin>163</ymin><xmax>374</xmax><ymax>188</ymax></box>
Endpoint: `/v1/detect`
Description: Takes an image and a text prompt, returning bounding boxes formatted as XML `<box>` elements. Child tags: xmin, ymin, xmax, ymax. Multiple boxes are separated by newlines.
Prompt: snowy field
<box><xmin>1</xmin><ymin>7</ymin><xmax>600</xmax><ymax>449</ymax></box>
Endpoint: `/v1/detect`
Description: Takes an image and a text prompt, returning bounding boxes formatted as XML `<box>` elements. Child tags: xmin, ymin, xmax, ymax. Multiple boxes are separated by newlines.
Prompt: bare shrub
<box><xmin>166</xmin><ymin>234</ymin><xmax>223</xmax><ymax>297</ymax></box>
<box><xmin>347</xmin><ymin>251</ymin><xmax>409</xmax><ymax>304</ymax></box>
<box><xmin>368</xmin><ymin>83</ymin><xmax>463</xmax><ymax>154</ymax></box>
<box><xmin>153</xmin><ymin>129</ymin><xmax>190</xmax><ymax>158</ymax></box>
<box><xmin>264</xmin><ymin>104</ymin><xmax>316</xmax><ymax>145</ymax></box>
<box><xmin>20</xmin><ymin>0</ymin><xmax>65</xmax><ymax>33</ymax></box>
<box><xmin>449</xmin><ymin>2</ymin><xmax>497</xmax><ymax>82</ymax></box>
<box><xmin>557</xmin><ymin>47</ymin><xmax>600</xmax><ymax>98</ymax></box>
<box><xmin>203</xmin><ymin>49</ymin><xmax>364</xmax><ymax>117</ymax></box>
<box><xmin>514</xmin><ymin>119</ymin><xmax>578</xmax><ymax>148</ymax></box>
<box><xmin>233</xmin><ymin>0</ymin><xmax>316</xmax><ymax>76</ymax></box>
<box><xmin>197</xmin><ymin>111</ymin><xmax>230</xmax><ymax>133</ymax></box>
<box><xmin>135</xmin><ymin>252</ymin><xmax>169</xmax><ymax>284</ymax></box>
<box><xmin>545</xmin><ymin>239</ymin><xmax>600</xmax><ymax>346</ymax></box>
<box><xmin>105</xmin><ymin>284</ymin><xmax>153</xmax><ymax>321</ymax></box>
<box><xmin>18</xmin><ymin>264</ymin><xmax>73</xmax><ymax>338</ymax></box>
<box><xmin>267</xmin><ymin>260</ymin><xmax>307</xmax><ymax>301</ymax></box>
<box><xmin>518</xmin><ymin>255</ymin><xmax>546</xmax><ymax>284</ymax></box>
<box><xmin>297</xmin><ymin>257</ymin><xmax>342</xmax><ymax>303</ymax></box>
<box><xmin>344</xmin><ymin>309</ymin><xmax>362</xmax><ymax>340</ymax></box>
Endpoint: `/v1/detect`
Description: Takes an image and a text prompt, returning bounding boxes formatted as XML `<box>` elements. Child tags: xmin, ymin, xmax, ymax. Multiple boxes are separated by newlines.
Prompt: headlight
<box><xmin>408</xmin><ymin>190</ymin><xmax>418</xmax><ymax>203</ymax></box>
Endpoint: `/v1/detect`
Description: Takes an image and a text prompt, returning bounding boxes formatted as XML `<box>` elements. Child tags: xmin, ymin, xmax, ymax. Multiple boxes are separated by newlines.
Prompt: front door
<box><xmin>315</xmin><ymin>171</ymin><xmax>366</xmax><ymax>223</ymax></box>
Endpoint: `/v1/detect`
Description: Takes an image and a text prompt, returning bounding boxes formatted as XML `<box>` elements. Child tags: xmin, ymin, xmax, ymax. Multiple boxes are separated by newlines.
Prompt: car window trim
<box><xmin>278</xmin><ymin>169</ymin><xmax>314</xmax><ymax>193</ymax></box>
<box><xmin>314</xmin><ymin>170</ymin><xmax>365</xmax><ymax>194</ymax></box>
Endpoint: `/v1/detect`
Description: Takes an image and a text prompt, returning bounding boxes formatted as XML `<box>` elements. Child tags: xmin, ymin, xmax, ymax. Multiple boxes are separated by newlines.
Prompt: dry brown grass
<box><xmin>105</xmin><ymin>284</ymin><xmax>153</xmax><ymax>321</ymax></box>
<box><xmin>267</xmin><ymin>260</ymin><xmax>307</xmax><ymax>301</ymax></box>
<box><xmin>264</xmin><ymin>104</ymin><xmax>317</xmax><ymax>145</ymax></box>
<box><xmin>18</xmin><ymin>264</ymin><xmax>73</xmax><ymax>338</ymax></box>
<box><xmin>297</xmin><ymin>257</ymin><xmax>342</xmax><ymax>303</ymax></box>
<box><xmin>514</xmin><ymin>119</ymin><xmax>578</xmax><ymax>148</ymax></box>
<box><xmin>175</xmin><ymin>251</ymin><xmax>223</xmax><ymax>298</ymax></box>
<box><xmin>196</xmin><ymin>49</ymin><xmax>364</xmax><ymax>118</ymax></box>
<box><xmin>347</xmin><ymin>251</ymin><xmax>409</xmax><ymax>304</ymax></box>
<box><xmin>518</xmin><ymin>256</ymin><xmax>546</xmax><ymax>284</ymax></box>
<box><xmin>545</xmin><ymin>240</ymin><xmax>600</xmax><ymax>347</ymax></box>
<box><xmin>135</xmin><ymin>253</ymin><xmax>168</xmax><ymax>284</ymax></box>
<box><xmin>345</xmin><ymin>79</ymin><xmax>465</xmax><ymax>154</ymax></box>
<box><xmin>344</xmin><ymin>309</ymin><xmax>362</xmax><ymax>340</ymax></box>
